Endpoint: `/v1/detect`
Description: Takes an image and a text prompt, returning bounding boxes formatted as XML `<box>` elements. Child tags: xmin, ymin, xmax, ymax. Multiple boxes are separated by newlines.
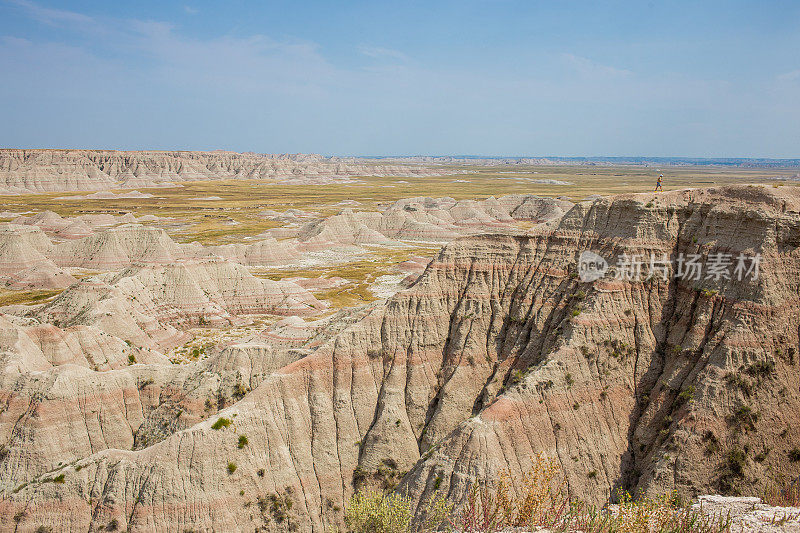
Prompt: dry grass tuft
<box><xmin>452</xmin><ymin>455</ymin><xmax>731</xmax><ymax>532</ymax></box>
<box><xmin>342</xmin><ymin>453</ymin><xmax>733</xmax><ymax>532</ymax></box>
<box><xmin>0</xmin><ymin>289</ymin><xmax>62</xmax><ymax>307</ymax></box>
<box><xmin>763</xmin><ymin>479</ymin><xmax>800</xmax><ymax>507</ymax></box>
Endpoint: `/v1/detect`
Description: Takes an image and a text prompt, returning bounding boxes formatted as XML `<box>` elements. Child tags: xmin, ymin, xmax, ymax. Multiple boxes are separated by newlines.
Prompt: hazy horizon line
<box><xmin>2</xmin><ymin>147</ymin><xmax>798</xmax><ymax>163</ymax></box>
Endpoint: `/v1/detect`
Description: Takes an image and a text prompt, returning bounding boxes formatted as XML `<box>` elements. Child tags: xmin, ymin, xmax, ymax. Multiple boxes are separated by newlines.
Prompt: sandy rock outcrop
<box><xmin>38</xmin><ymin>258</ymin><xmax>325</xmax><ymax>340</ymax></box>
<box><xmin>50</xmin><ymin>224</ymin><xmax>208</xmax><ymax>269</ymax></box>
<box><xmin>0</xmin><ymin>313</ymin><xmax>166</xmax><ymax>372</ymax></box>
<box><xmin>0</xmin><ymin>224</ymin><xmax>76</xmax><ymax>290</ymax></box>
<box><xmin>13</xmin><ymin>210</ymin><xmax>74</xmax><ymax>234</ymax></box>
<box><xmin>0</xmin><ymin>306</ymin><xmax>368</xmax><ymax>497</ymax></box>
<box><xmin>1</xmin><ymin>186</ymin><xmax>799</xmax><ymax>533</ymax></box>
<box><xmin>208</xmin><ymin>237</ymin><xmax>300</xmax><ymax>266</ymax></box>
<box><xmin>690</xmin><ymin>495</ymin><xmax>800</xmax><ymax>532</ymax></box>
<box><xmin>288</xmin><ymin>194</ymin><xmax>573</xmax><ymax>248</ymax></box>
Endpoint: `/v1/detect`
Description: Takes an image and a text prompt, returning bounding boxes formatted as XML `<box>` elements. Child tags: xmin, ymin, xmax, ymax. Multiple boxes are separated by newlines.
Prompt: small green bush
<box><xmin>724</xmin><ymin>372</ymin><xmax>752</xmax><ymax>396</ymax></box>
<box><xmin>754</xmin><ymin>449</ymin><xmax>769</xmax><ymax>463</ymax></box>
<box><xmin>726</xmin><ymin>447</ymin><xmax>747</xmax><ymax>476</ymax></box>
<box><xmin>676</xmin><ymin>386</ymin><xmax>695</xmax><ymax>406</ymax></box>
<box><xmin>237</xmin><ymin>435</ymin><xmax>248</xmax><ymax>449</ymax></box>
<box><xmin>127</xmin><ymin>354</ymin><xmax>136</xmax><ymax>365</ymax></box>
<box><xmin>789</xmin><ymin>448</ymin><xmax>800</xmax><ymax>462</ymax></box>
<box><xmin>730</xmin><ymin>405</ymin><xmax>758</xmax><ymax>430</ymax></box>
<box><xmin>258</xmin><ymin>491</ymin><xmax>295</xmax><ymax>526</ymax></box>
<box><xmin>745</xmin><ymin>360</ymin><xmax>775</xmax><ymax>378</ymax></box>
<box><xmin>509</xmin><ymin>369</ymin><xmax>525</xmax><ymax>385</ymax></box>
<box><xmin>211</xmin><ymin>417</ymin><xmax>232</xmax><ymax>430</ymax></box>
<box><xmin>227</xmin><ymin>462</ymin><xmax>237</xmax><ymax>474</ymax></box>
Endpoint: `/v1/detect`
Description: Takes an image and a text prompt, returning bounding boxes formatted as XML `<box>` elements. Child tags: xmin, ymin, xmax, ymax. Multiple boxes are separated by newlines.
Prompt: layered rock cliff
<box><xmin>0</xmin><ymin>150</ymin><xmax>446</xmax><ymax>194</ymax></box>
<box><xmin>1</xmin><ymin>186</ymin><xmax>798</xmax><ymax>532</ymax></box>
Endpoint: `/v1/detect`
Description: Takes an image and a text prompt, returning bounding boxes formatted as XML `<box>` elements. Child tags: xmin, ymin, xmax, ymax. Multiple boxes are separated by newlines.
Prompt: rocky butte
<box><xmin>0</xmin><ymin>185</ymin><xmax>798</xmax><ymax>531</ymax></box>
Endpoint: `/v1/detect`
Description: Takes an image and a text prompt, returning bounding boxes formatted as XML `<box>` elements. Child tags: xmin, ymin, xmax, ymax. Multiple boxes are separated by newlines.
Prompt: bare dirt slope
<box><xmin>1</xmin><ymin>185</ymin><xmax>799</xmax><ymax>532</ymax></box>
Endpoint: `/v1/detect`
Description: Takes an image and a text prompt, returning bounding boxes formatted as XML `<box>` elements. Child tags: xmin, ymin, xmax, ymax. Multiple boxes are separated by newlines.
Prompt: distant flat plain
<box><xmin>2</xmin><ymin>164</ymin><xmax>794</xmax><ymax>245</ymax></box>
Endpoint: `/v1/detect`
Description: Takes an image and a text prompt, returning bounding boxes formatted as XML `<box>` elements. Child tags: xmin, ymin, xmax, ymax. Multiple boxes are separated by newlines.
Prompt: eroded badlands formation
<box><xmin>0</xmin><ymin>185</ymin><xmax>799</xmax><ymax>532</ymax></box>
<box><xmin>277</xmin><ymin>195</ymin><xmax>573</xmax><ymax>247</ymax></box>
<box><xmin>0</xmin><ymin>150</ymin><xmax>450</xmax><ymax>193</ymax></box>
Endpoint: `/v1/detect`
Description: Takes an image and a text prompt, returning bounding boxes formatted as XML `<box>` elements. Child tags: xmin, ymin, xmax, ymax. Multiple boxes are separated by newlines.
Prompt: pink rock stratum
<box><xmin>0</xmin><ymin>185</ymin><xmax>798</xmax><ymax>531</ymax></box>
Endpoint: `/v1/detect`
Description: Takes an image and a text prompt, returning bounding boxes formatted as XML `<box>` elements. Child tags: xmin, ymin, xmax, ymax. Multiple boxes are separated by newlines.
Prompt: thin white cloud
<box><xmin>6</xmin><ymin>0</ymin><xmax>93</xmax><ymax>26</ymax></box>
<box><xmin>183</xmin><ymin>5</ymin><xmax>198</xmax><ymax>15</ymax></box>
<box><xmin>127</xmin><ymin>20</ymin><xmax>336</xmax><ymax>97</ymax></box>
<box><xmin>358</xmin><ymin>45</ymin><xmax>409</xmax><ymax>63</ymax></box>
<box><xmin>1</xmin><ymin>35</ymin><xmax>31</xmax><ymax>46</ymax></box>
<box><xmin>777</xmin><ymin>69</ymin><xmax>800</xmax><ymax>82</ymax></box>
<box><xmin>3</xmin><ymin>2</ymin><xmax>338</xmax><ymax>100</ymax></box>
<box><xmin>562</xmin><ymin>53</ymin><xmax>632</xmax><ymax>78</ymax></box>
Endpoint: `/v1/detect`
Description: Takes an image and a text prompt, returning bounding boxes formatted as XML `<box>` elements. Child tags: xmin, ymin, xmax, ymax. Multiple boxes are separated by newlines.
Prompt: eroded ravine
<box><xmin>1</xmin><ymin>186</ymin><xmax>799</xmax><ymax>532</ymax></box>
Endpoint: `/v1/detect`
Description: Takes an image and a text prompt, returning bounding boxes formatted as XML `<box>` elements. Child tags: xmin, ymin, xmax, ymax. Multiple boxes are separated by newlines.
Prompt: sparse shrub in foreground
<box><xmin>456</xmin><ymin>453</ymin><xmax>566</xmax><ymax>531</ymax></box>
<box><xmin>763</xmin><ymin>477</ymin><xmax>800</xmax><ymax>507</ymax></box>
<box><xmin>345</xmin><ymin>490</ymin><xmax>412</xmax><ymax>533</ymax></box>
<box><xmin>342</xmin><ymin>453</ymin><xmax>732</xmax><ymax>532</ymax></box>
<box><xmin>238</xmin><ymin>435</ymin><xmax>248</xmax><ymax>449</ymax></box>
<box><xmin>453</xmin><ymin>468</ymin><xmax>732</xmax><ymax>533</ymax></box>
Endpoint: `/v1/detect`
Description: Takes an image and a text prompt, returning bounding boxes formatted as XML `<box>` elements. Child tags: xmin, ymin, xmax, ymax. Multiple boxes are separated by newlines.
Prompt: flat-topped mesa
<box><xmin>1</xmin><ymin>185</ymin><xmax>798</xmax><ymax>533</ymax></box>
<box><xmin>0</xmin><ymin>149</ymin><xmax>451</xmax><ymax>194</ymax></box>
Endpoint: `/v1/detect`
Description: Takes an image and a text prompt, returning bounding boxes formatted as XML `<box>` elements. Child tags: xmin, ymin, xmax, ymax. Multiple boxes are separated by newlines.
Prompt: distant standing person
<box><xmin>655</xmin><ymin>174</ymin><xmax>663</xmax><ymax>192</ymax></box>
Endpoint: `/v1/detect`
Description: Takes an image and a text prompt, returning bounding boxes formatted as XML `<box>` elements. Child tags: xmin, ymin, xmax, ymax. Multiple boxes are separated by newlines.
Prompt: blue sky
<box><xmin>1</xmin><ymin>0</ymin><xmax>798</xmax><ymax>157</ymax></box>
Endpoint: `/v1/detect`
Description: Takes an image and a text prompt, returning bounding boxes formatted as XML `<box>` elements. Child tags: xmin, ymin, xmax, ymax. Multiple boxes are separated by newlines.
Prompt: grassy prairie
<box><xmin>0</xmin><ymin>289</ymin><xmax>62</xmax><ymax>307</ymax></box>
<box><xmin>0</xmin><ymin>164</ymin><xmax>792</xmax><ymax>245</ymax></box>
